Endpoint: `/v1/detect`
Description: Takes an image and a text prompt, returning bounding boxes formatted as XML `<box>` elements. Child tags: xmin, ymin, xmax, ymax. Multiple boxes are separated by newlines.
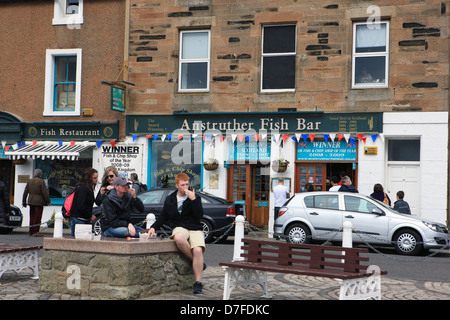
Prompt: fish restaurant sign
<box><xmin>297</xmin><ymin>140</ymin><xmax>357</xmax><ymax>161</ymax></box>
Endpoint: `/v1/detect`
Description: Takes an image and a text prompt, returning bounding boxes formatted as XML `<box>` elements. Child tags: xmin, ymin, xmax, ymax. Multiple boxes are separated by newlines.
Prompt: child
<box><xmin>393</xmin><ymin>191</ymin><xmax>411</xmax><ymax>214</ymax></box>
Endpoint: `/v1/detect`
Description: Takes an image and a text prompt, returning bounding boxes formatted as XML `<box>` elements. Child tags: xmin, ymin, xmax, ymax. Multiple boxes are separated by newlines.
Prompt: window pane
<box><xmin>262</xmin><ymin>56</ymin><xmax>295</xmax><ymax>90</ymax></box>
<box><xmin>67</xmin><ymin>57</ymin><xmax>77</xmax><ymax>82</ymax></box>
<box><xmin>263</xmin><ymin>25</ymin><xmax>296</xmax><ymax>54</ymax></box>
<box><xmin>356</xmin><ymin>23</ymin><xmax>386</xmax><ymax>53</ymax></box>
<box><xmin>315</xmin><ymin>195</ymin><xmax>339</xmax><ymax>210</ymax></box>
<box><xmin>354</xmin><ymin>56</ymin><xmax>386</xmax><ymax>84</ymax></box>
<box><xmin>180</xmin><ymin>62</ymin><xmax>208</xmax><ymax>89</ymax></box>
<box><xmin>55</xmin><ymin>57</ymin><xmax>68</xmax><ymax>83</ymax></box>
<box><xmin>139</xmin><ymin>190</ymin><xmax>165</xmax><ymax>205</ymax></box>
<box><xmin>388</xmin><ymin>140</ymin><xmax>420</xmax><ymax>161</ymax></box>
<box><xmin>55</xmin><ymin>84</ymin><xmax>75</xmax><ymax>111</ymax></box>
<box><xmin>182</xmin><ymin>32</ymin><xmax>209</xmax><ymax>59</ymax></box>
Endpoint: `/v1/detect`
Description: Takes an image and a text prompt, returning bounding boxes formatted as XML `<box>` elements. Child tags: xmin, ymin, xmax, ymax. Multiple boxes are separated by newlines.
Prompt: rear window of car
<box><xmin>304</xmin><ymin>195</ymin><xmax>339</xmax><ymax>210</ymax></box>
<box><xmin>138</xmin><ymin>190</ymin><xmax>165</xmax><ymax>205</ymax></box>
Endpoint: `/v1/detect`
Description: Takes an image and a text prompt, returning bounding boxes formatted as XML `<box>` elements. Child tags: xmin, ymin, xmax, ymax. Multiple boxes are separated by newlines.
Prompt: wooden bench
<box><xmin>0</xmin><ymin>244</ymin><xmax>42</xmax><ymax>281</ymax></box>
<box><xmin>219</xmin><ymin>238</ymin><xmax>387</xmax><ymax>300</ymax></box>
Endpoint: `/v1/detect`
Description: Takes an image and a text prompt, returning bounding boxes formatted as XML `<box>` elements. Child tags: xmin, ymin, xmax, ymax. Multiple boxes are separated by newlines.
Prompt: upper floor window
<box><xmin>352</xmin><ymin>21</ymin><xmax>389</xmax><ymax>89</ymax></box>
<box><xmin>261</xmin><ymin>25</ymin><xmax>296</xmax><ymax>92</ymax></box>
<box><xmin>179</xmin><ymin>30</ymin><xmax>210</xmax><ymax>92</ymax></box>
<box><xmin>44</xmin><ymin>49</ymin><xmax>82</xmax><ymax>116</ymax></box>
<box><xmin>53</xmin><ymin>0</ymin><xmax>83</xmax><ymax>26</ymax></box>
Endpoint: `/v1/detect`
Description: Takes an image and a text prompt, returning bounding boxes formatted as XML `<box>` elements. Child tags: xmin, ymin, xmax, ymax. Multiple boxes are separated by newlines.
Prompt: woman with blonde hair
<box><xmin>95</xmin><ymin>166</ymin><xmax>119</xmax><ymax>205</ymax></box>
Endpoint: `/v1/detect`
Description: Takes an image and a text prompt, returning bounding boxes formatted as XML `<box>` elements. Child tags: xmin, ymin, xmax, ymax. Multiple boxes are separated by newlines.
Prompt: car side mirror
<box><xmin>372</xmin><ymin>208</ymin><xmax>385</xmax><ymax>216</ymax></box>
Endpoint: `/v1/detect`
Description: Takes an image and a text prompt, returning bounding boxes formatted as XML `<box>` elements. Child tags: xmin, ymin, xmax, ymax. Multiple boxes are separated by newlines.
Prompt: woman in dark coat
<box><xmin>370</xmin><ymin>183</ymin><xmax>391</xmax><ymax>206</ymax></box>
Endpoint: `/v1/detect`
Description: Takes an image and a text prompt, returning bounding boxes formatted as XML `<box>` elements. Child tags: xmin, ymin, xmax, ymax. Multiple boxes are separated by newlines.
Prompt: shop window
<box><xmin>53</xmin><ymin>0</ymin><xmax>83</xmax><ymax>26</ymax></box>
<box><xmin>352</xmin><ymin>21</ymin><xmax>389</xmax><ymax>89</ymax></box>
<box><xmin>261</xmin><ymin>25</ymin><xmax>296</xmax><ymax>92</ymax></box>
<box><xmin>36</xmin><ymin>149</ymin><xmax>92</xmax><ymax>205</ymax></box>
<box><xmin>387</xmin><ymin>139</ymin><xmax>420</xmax><ymax>161</ymax></box>
<box><xmin>44</xmin><ymin>49</ymin><xmax>82</xmax><ymax>116</ymax></box>
<box><xmin>179</xmin><ymin>30</ymin><xmax>210</xmax><ymax>92</ymax></box>
<box><xmin>150</xmin><ymin>141</ymin><xmax>201</xmax><ymax>189</ymax></box>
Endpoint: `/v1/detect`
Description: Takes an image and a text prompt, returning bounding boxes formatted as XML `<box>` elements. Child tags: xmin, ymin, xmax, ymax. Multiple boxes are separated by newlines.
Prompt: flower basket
<box><xmin>204</xmin><ymin>159</ymin><xmax>219</xmax><ymax>171</ymax></box>
<box><xmin>272</xmin><ymin>160</ymin><xmax>289</xmax><ymax>173</ymax></box>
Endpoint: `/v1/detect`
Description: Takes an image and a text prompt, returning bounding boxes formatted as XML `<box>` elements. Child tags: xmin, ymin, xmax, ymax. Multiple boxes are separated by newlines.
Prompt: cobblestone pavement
<box><xmin>1</xmin><ymin>266</ymin><xmax>449</xmax><ymax>300</ymax></box>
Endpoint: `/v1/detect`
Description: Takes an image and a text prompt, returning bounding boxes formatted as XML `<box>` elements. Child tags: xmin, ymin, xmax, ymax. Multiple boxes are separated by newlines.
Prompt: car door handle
<box><xmin>345</xmin><ymin>215</ymin><xmax>354</xmax><ymax>219</ymax></box>
<box><xmin>309</xmin><ymin>212</ymin><xmax>319</xmax><ymax>215</ymax></box>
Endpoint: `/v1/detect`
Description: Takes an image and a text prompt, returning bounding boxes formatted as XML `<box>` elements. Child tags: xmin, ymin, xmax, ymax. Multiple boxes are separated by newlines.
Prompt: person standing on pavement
<box><xmin>22</xmin><ymin>169</ymin><xmax>50</xmax><ymax>236</ymax></box>
<box><xmin>338</xmin><ymin>176</ymin><xmax>358</xmax><ymax>193</ymax></box>
<box><xmin>273</xmin><ymin>177</ymin><xmax>290</xmax><ymax>221</ymax></box>
<box><xmin>329</xmin><ymin>176</ymin><xmax>340</xmax><ymax>191</ymax></box>
<box><xmin>147</xmin><ymin>173</ymin><xmax>206</xmax><ymax>294</ymax></box>
<box><xmin>0</xmin><ymin>177</ymin><xmax>11</xmax><ymax>228</ymax></box>
<box><xmin>69</xmin><ymin>167</ymin><xmax>99</xmax><ymax>237</ymax></box>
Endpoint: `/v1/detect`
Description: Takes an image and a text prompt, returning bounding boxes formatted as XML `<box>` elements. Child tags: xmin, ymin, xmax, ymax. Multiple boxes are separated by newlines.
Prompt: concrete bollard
<box><xmin>53</xmin><ymin>212</ymin><xmax>63</xmax><ymax>238</ymax></box>
<box><xmin>146</xmin><ymin>213</ymin><xmax>155</xmax><ymax>229</ymax></box>
<box><xmin>232</xmin><ymin>215</ymin><xmax>245</xmax><ymax>261</ymax></box>
<box><xmin>342</xmin><ymin>220</ymin><xmax>353</xmax><ymax>248</ymax></box>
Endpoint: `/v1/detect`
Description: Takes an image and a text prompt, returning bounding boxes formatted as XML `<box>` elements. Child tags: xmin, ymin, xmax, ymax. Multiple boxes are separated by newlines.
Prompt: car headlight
<box><xmin>422</xmin><ymin>221</ymin><xmax>443</xmax><ymax>233</ymax></box>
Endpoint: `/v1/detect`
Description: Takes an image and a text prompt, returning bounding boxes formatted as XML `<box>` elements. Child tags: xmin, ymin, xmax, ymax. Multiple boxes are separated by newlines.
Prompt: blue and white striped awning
<box><xmin>5</xmin><ymin>142</ymin><xmax>95</xmax><ymax>160</ymax></box>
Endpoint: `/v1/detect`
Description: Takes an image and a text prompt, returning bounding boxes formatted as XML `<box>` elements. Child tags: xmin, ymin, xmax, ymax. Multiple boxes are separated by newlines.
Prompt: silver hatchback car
<box><xmin>274</xmin><ymin>191</ymin><xmax>449</xmax><ymax>256</ymax></box>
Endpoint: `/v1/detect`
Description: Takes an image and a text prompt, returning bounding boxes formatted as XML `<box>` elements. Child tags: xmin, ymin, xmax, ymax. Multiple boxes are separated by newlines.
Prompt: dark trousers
<box><xmin>29</xmin><ymin>205</ymin><xmax>43</xmax><ymax>235</ymax></box>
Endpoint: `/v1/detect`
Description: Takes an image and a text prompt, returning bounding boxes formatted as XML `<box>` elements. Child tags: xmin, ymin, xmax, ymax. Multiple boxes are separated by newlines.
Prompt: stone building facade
<box><xmin>125</xmin><ymin>0</ymin><xmax>449</xmax><ymax>229</ymax></box>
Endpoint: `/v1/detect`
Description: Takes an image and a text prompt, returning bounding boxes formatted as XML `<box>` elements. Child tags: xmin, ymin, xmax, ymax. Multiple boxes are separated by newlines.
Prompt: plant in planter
<box><xmin>203</xmin><ymin>158</ymin><xmax>219</xmax><ymax>171</ymax></box>
<box><xmin>272</xmin><ymin>158</ymin><xmax>289</xmax><ymax>173</ymax></box>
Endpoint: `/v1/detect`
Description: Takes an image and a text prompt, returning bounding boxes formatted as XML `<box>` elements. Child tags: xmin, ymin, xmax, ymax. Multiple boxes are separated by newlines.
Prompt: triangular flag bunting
<box><xmin>349</xmin><ymin>138</ymin><xmax>356</xmax><ymax>147</ymax></box>
<box><xmin>58</xmin><ymin>141</ymin><xmax>63</xmax><ymax>147</ymax></box>
<box><xmin>32</xmin><ymin>140</ymin><xmax>38</xmax><ymax>146</ymax></box>
<box><xmin>96</xmin><ymin>141</ymin><xmax>102</xmax><ymax>148</ymax></box>
<box><xmin>371</xmin><ymin>134</ymin><xmax>378</xmax><ymax>142</ymax></box>
<box><xmin>323</xmin><ymin>134</ymin><xmax>329</xmax><ymax>142</ymax></box>
<box><xmin>282</xmin><ymin>134</ymin><xmax>289</xmax><ymax>143</ymax></box>
<box><xmin>337</xmin><ymin>134</ymin><xmax>343</xmax><ymax>141</ymax></box>
<box><xmin>110</xmin><ymin>140</ymin><xmax>116</xmax><ymax>148</ymax></box>
<box><xmin>344</xmin><ymin>134</ymin><xmax>350</xmax><ymax>142</ymax></box>
<box><xmin>70</xmin><ymin>141</ymin><xmax>76</xmax><ymax>146</ymax></box>
<box><xmin>309</xmin><ymin>134</ymin><xmax>315</xmax><ymax>142</ymax></box>
<box><xmin>132</xmin><ymin>135</ymin><xmax>138</xmax><ymax>141</ymax></box>
<box><xmin>329</xmin><ymin>133</ymin><xmax>336</xmax><ymax>141</ymax></box>
<box><xmin>302</xmin><ymin>134</ymin><xmax>309</xmax><ymax>141</ymax></box>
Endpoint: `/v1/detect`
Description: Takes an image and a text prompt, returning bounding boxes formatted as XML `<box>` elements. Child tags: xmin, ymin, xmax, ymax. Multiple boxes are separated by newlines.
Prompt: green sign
<box><xmin>111</xmin><ymin>87</ymin><xmax>125</xmax><ymax>112</ymax></box>
<box><xmin>127</xmin><ymin>112</ymin><xmax>383</xmax><ymax>135</ymax></box>
<box><xmin>24</xmin><ymin>122</ymin><xmax>119</xmax><ymax>141</ymax></box>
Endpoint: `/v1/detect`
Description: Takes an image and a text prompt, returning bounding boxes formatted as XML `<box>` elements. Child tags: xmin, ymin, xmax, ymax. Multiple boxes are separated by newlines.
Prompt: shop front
<box><xmin>5</xmin><ymin>121</ymin><xmax>119</xmax><ymax>227</ymax></box>
<box><xmin>127</xmin><ymin>111</ymin><xmax>383</xmax><ymax>228</ymax></box>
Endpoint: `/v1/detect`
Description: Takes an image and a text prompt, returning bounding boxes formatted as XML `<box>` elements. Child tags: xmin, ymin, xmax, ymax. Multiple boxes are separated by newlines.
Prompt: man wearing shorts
<box><xmin>148</xmin><ymin>173</ymin><xmax>205</xmax><ymax>294</ymax></box>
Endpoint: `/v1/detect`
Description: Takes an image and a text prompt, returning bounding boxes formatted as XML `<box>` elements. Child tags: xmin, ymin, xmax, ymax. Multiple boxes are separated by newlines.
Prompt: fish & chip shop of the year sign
<box><xmin>100</xmin><ymin>144</ymin><xmax>144</xmax><ymax>179</ymax></box>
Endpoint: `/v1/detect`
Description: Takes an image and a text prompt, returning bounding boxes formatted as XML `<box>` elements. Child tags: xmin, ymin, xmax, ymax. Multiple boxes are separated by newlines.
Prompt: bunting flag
<box><xmin>5</xmin><ymin>146</ymin><xmax>10</xmax><ymax>152</ymax></box>
<box><xmin>357</xmin><ymin>134</ymin><xmax>367</xmax><ymax>144</ymax></box>
<box><xmin>343</xmin><ymin>134</ymin><xmax>350</xmax><ymax>142</ymax></box>
<box><xmin>58</xmin><ymin>141</ymin><xmax>63</xmax><ymax>147</ymax></box>
<box><xmin>238</xmin><ymin>134</ymin><xmax>245</xmax><ymax>142</ymax></box>
<box><xmin>32</xmin><ymin>140</ymin><xmax>38</xmax><ymax>146</ymax></box>
<box><xmin>146</xmin><ymin>135</ymin><xmax>151</xmax><ymax>139</ymax></box>
<box><xmin>329</xmin><ymin>133</ymin><xmax>336</xmax><ymax>141</ymax></box>
<box><xmin>132</xmin><ymin>134</ymin><xmax>138</xmax><ymax>142</ymax></box>
<box><xmin>272</xmin><ymin>134</ymin><xmax>280</xmax><ymax>143</ymax></box>
<box><xmin>282</xmin><ymin>134</ymin><xmax>289</xmax><ymax>143</ymax></box>
<box><xmin>153</xmin><ymin>134</ymin><xmax>159</xmax><ymax>141</ymax></box>
<box><xmin>309</xmin><ymin>134</ymin><xmax>315</xmax><ymax>142</ymax></box>
<box><xmin>96</xmin><ymin>140</ymin><xmax>102</xmax><ymax>148</ymax></box>
<box><xmin>1</xmin><ymin>141</ymin><xmax>6</xmax><ymax>148</ymax></box>
<box><xmin>349</xmin><ymin>138</ymin><xmax>356</xmax><ymax>147</ymax></box>
<box><xmin>337</xmin><ymin>134</ymin><xmax>343</xmax><ymax>141</ymax></box>
<box><xmin>110</xmin><ymin>140</ymin><xmax>116</xmax><ymax>148</ymax></box>
<box><xmin>70</xmin><ymin>141</ymin><xmax>76</xmax><ymax>146</ymax></box>
<box><xmin>302</xmin><ymin>134</ymin><xmax>309</xmax><ymax>142</ymax></box>
<box><xmin>295</xmin><ymin>133</ymin><xmax>301</xmax><ymax>142</ymax></box>
<box><xmin>371</xmin><ymin>134</ymin><xmax>378</xmax><ymax>142</ymax></box>
<box><xmin>323</xmin><ymin>134</ymin><xmax>329</xmax><ymax>142</ymax></box>
<box><xmin>254</xmin><ymin>134</ymin><xmax>260</xmax><ymax>141</ymax></box>
<box><xmin>167</xmin><ymin>134</ymin><xmax>172</xmax><ymax>141</ymax></box>
<box><xmin>161</xmin><ymin>135</ymin><xmax>166</xmax><ymax>142</ymax></box>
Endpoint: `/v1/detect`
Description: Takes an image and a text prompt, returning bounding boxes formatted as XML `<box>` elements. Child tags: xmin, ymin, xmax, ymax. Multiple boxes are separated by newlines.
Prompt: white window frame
<box><xmin>352</xmin><ymin>21</ymin><xmax>389</xmax><ymax>89</ymax></box>
<box><xmin>178</xmin><ymin>30</ymin><xmax>211</xmax><ymax>93</ymax></box>
<box><xmin>261</xmin><ymin>24</ymin><xmax>297</xmax><ymax>93</ymax></box>
<box><xmin>44</xmin><ymin>49</ymin><xmax>82</xmax><ymax>117</ymax></box>
<box><xmin>53</xmin><ymin>0</ymin><xmax>84</xmax><ymax>26</ymax></box>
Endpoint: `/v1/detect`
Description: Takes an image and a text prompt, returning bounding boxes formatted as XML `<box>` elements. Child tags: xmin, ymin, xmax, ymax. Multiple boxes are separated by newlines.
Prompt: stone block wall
<box><xmin>39</xmin><ymin>238</ymin><xmax>194</xmax><ymax>300</ymax></box>
<box><xmin>127</xmin><ymin>0</ymin><xmax>449</xmax><ymax>114</ymax></box>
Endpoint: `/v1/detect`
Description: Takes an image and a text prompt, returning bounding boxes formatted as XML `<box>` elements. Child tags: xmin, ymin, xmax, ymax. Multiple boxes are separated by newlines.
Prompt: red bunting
<box><xmin>309</xmin><ymin>134</ymin><xmax>315</xmax><ymax>142</ymax></box>
<box><xmin>110</xmin><ymin>140</ymin><xmax>116</xmax><ymax>148</ymax></box>
<box><xmin>337</xmin><ymin>134</ymin><xmax>343</xmax><ymax>141</ymax></box>
<box><xmin>282</xmin><ymin>134</ymin><xmax>289</xmax><ymax>142</ymax></box>
<box><xmin>238</xmin><ymin>134</ymin><xmax>245</xmax><ymax>142</ymax></box>
<box><xmin>32</xmin><ymin>141</ymin><xmax>37</xmax><ymax>146</ymax></box>
<box><xmin>70</xmin><ymin>141</ymin><xmax>76</xmax><ymax>146</ymax></box>
<box><xmin>254</xmin><ymin>134</ymin><xmax>260</xmax><ymax>141</ymax></box>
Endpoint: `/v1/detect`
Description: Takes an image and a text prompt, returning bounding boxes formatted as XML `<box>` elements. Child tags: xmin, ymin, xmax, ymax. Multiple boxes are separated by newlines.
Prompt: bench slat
<box><xmin>0</xmin><ymin>244</ymin><xmax>43</xmax><ymax>254</ymax></box>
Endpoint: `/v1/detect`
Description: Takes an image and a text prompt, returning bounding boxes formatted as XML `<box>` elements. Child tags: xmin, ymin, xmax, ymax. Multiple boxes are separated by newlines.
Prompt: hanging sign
<box><xmin>111</xmin><ymin>87</ymin><xmax>125</xmax><ymax>112</ymax></box>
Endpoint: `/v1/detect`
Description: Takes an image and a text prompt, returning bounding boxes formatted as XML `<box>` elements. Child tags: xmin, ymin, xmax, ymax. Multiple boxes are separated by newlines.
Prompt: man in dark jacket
<box><xmin>148</xmin><ymin>173</ymin><xmax>205</xmax><ymax>294</ymax></box>
<box><xmin>338</xmin><ymin>176</ymin><xmax>359</xmax><ymax>193</ymax></box>
<box><xmin>101</xmin><ymin>177</ymin><xmax>144</xmax><ymax>238</ymax></box>
<box><xmin>0</xmin><ymin>179</ymin><xmax>11</xmax><ymax>226</ymax></box>
<box><xmin>22</xmin><ymin>169</ymin><xmax>50</xmax><ymax>236</ymax></box>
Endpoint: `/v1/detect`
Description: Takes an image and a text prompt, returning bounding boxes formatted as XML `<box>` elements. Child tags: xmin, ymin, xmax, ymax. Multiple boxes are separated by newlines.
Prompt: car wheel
<box><xmin>201</xmin><ymin>219</ymin><xmax>214</xmax><ymax>244</ymax></box>
<box><xmin>393</xmin><ymin>229</ymin><xmax>423</xmax><ymax>256</ymax></box>
<box><xmin>285</xmin><ymin>223</ymin><xmax>311</xmax><ymax>244</ymax></box>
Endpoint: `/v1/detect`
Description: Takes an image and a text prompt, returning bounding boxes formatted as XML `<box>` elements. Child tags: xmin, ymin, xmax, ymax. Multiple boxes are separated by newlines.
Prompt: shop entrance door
<box><xmin>0</xmin><ymin>160</ymin><xmax>14</xmax><ymax>204</ymax></box>
<box><xmin>228</xmin><ymin>164</ymin><xmax>270</xmax><ymax>227</ymax></box>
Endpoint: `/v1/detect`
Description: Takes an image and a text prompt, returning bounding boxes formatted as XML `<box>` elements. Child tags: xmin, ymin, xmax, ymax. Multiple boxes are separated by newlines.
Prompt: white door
<box><xmin>386</xmin><ymin>164</ymin><xmax>420</xmax><ymax>215</ymax></box>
